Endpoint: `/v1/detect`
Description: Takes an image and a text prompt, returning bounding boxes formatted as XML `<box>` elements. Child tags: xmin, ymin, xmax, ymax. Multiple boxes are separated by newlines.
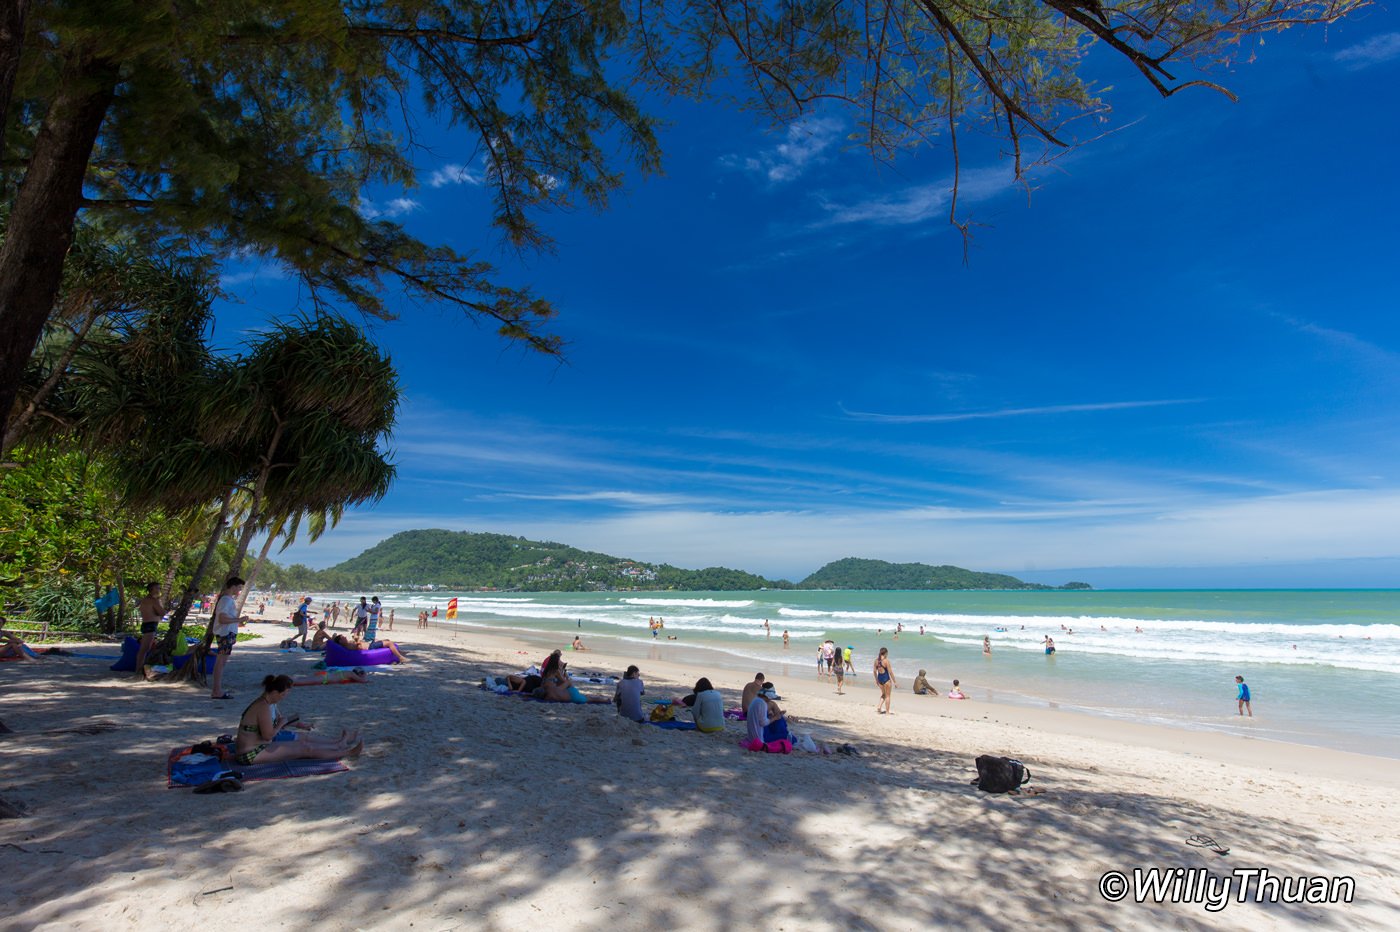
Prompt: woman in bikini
<box><xmin>233</xmin><ymin>674</ymin><xmax>362</xmax><ymax>766</ymax></box>
<box><xmin>874</xmin><ymin>646</ymin><xmax>897</xmax><ymax>714</ymax></box>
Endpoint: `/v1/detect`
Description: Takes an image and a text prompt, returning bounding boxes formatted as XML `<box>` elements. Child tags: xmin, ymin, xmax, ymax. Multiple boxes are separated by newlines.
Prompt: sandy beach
<box><xmin>2</xmin><ymin>615</ymin><xmax>1399</xmax><ymax>931</ymax></box>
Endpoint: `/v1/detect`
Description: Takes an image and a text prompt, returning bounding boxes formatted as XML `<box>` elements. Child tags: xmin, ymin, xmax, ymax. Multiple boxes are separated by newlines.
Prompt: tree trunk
<box><xmin>159</xmin><ymin>492</ymin><xmax>233</xmax><ymax>655</ymax></box>
<box><xmin>226</xmin><ymin>419</ymin><xmax>282</xmax><ymax>578</ymax></box>
<box><xmin>0</xmin><ymin>0</ymin><xmax>30</xmax><ymax>137</ymax></box>
<box><xmin>237</xmin><ymin>520</ymin><xmax>282</xmax><ymax>614</ymax></box>
<box><xmin>0</xmin><ymin>48</ymin><xmax>117</xmax><ymax>443</ymax></box>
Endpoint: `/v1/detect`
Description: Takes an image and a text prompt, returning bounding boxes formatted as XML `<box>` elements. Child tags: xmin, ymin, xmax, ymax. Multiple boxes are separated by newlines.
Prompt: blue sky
<box><xmin>215</xmin><ymin>17</ymin><xmax>1400</xmax><ymax>587</ymax></box>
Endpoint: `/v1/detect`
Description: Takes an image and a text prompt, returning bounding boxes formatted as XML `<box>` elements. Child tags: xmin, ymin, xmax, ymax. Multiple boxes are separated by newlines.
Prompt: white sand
<box><xmin>2</xmin><ymin>618</ymin><xmax>1398</xmax><ymax>930</ymax></box>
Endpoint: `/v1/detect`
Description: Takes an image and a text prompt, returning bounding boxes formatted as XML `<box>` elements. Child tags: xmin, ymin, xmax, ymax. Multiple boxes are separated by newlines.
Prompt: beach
<box><xmin>3</xmin><ymin>614</ymin><xmax>1399</xmax><ymax>930</ymax></box>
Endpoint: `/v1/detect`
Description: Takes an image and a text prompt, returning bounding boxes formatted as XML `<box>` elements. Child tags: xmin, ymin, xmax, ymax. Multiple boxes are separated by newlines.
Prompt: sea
<box><xmin>357</xmin><ymin>588</ymin><xmax>1400</xmax><ymax>758</ymax></box>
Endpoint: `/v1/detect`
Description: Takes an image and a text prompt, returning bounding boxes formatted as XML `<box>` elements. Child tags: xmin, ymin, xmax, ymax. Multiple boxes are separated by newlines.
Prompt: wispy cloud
<box><xmin>427</xmin><ymin>163</ymin><xmax>482</xmax><ymax>188</ymax></box>
<box><xmin>839</xmin><ymin>399</ymin><xmax>1204</xmax><ymax>424</ymax></box>
<box><xmin>1334</xmin><ymin>32</ymin><xmax>1400</xmax><ymax>70</ymax></box>
<box><xmin>811</xmin><ymin>164</ymin><xmax>1015</xmax><ymax>229</ymax></box>
<box><xmin>493</xmin><ymin>491</ymin><xmax>704</xmax><ymax>507</ymax></box>
<box><xmin>218</xmin><ymin>263</ymin><xmax>288</xmax><ymax>289</ymax></box>
<box><xmin>357</xmin><ymin>195</ymin><xmax>421</xmax><ymax>219</ymax></box>
<box><xmin>720</xmin><ymin>117</ymin><xmax>844</xmax><ymax>184</ymax></box>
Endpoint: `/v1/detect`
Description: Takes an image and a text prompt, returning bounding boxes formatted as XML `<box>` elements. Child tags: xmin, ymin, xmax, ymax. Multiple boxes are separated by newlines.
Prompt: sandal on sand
<box><xmin>1186</xmin><ymin>834</ymin><xmax>1230</xmax><ymax>855</ymax></box>
<box><xmin>193</xmin><ymin>774</ymin><xmax>243</xmax><ymax>794</ymax></box>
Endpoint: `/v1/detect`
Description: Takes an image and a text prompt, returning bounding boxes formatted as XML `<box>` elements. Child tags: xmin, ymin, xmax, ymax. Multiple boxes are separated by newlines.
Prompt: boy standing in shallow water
<box><xmin>1235</xmin><ymin>675</ymin><xmax>1252</xmax><ymax>716</ymax></box>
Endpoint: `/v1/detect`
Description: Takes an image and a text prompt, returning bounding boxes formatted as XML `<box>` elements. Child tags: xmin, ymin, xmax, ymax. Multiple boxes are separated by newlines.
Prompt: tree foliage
<box><xmin>800</xmin><ymin>556</ymin><xmax>1081</xmax><ymax>589</ymax></box>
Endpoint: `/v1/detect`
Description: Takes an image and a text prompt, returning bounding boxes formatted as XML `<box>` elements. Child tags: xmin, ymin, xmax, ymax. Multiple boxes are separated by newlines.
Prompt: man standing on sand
<box><xmin>1235</xmin><ymin>675</ymin><xmax>1252</xmax><ymax>717</ymax></box>
<box><xmin>292</xmin><ymin>597</ymin><xmax>313</xmax><ymax>648</ymax></box>
<box><xmin>351</xmin><ymin>597</ymin><xmax>369</xmax><ymax>637</ymax></box>
<box><xmin>134</xmin><ymin>582</ymin><xmax>166</xmax><ymax>677</ymax></box>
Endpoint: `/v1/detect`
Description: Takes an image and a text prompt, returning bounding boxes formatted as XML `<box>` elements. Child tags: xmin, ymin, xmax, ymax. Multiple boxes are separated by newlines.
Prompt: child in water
<box><xmin>1235</xmin><ymin>675</ymin><xmax>1252</xmax><ymax>717</ymax></box>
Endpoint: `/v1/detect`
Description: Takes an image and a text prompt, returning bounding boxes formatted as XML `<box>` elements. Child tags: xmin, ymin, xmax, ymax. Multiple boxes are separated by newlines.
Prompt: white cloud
<box><xmin>812</xmin><ymin>164</ymin><xmax>1013</xmax><ymax>228</ymax></box>
<box><xmin>721</xmin><ymin>116</ymin><xmax>845</xmax><ymax>184</ymax></box>
<box><xmin>839</xmin><ymin>398</ymin><xmax>1204</xmax><ymax>424</ymax></box>
<box><xmin>1334</xmin><ymin>32</ymin><xmax>1400</xmax><ymax>70</ymax></box>
<box><xmin>427</xmin><ymin>163</ymin><xmax>482</xmax><ymax>188</ymax></box>
<box><xmin>357</xmin><ymin>195</ymin><xmax>421</xmax><ymax>219</ymax></box>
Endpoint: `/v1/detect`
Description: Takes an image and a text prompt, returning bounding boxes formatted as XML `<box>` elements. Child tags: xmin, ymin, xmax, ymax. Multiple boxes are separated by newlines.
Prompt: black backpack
<box><xmin>972</xmin><ymin>754</ymin><xmax>1031</xmax><ymax>793</ymax></box>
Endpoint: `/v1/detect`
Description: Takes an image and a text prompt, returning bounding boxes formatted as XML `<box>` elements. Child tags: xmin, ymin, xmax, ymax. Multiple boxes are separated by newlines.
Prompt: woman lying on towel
<box><xmin>234</xmin><ymin>674</ymin><xmax>363</xmax><ymax>766</ymax></box>
<box><xmin>332</xmin><ymin>633</ymin><xmax>409</xmax><ymax>664</ymax></box>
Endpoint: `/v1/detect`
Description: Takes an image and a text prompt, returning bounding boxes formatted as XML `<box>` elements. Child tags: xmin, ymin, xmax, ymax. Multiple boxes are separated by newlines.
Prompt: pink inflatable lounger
<box><xmin>325</xmin><ymin>640</ymin><xmax>397</xmax><ymax>667</ymax></box>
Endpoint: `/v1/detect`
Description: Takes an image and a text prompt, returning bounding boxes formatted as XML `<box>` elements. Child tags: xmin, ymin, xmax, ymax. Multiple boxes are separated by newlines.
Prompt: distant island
<box><xmin>280</xmin><ymin>529</ymin><xmax>1090</xmax><ymax>593</ymax></box>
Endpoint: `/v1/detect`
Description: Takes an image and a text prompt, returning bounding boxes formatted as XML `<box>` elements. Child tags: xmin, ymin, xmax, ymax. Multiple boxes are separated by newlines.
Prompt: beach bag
<box><xmin>649</xmin><ymin>704</ymin><xmax>675</xmax><ymax>722</ymax></box>
<box><xmin>764</xmin><ymin>739</ymin><xmax>792</xmax><ymax>754</ymax></box>
<box><xmin>972</xmin><ymin>755</ymin><xmax>1030</xmax><ymax>793</ymax></box>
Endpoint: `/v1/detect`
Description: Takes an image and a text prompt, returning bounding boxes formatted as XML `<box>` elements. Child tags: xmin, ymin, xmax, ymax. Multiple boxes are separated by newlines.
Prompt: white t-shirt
<box><xmin>214</xmin><ymin>594</ymin><xmax>239</xmax><ymax>635</ymax></box>
<box><xmin>746</xmin><ymin>696</ymin><xmax>769</xmax><ymax>744</ymax></box>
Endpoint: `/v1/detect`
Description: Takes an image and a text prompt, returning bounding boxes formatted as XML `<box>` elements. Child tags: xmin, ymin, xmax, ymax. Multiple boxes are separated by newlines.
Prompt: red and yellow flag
<box><xmin>446</xmin><ymin>597</ymin><xmax>458</xmax><ymax>620</ymax></box>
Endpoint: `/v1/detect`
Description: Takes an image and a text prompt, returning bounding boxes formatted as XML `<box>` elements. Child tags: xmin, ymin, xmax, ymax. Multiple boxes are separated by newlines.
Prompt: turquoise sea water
<box><xmin>366</xmin><ymin>589</ymin><xmax>1400</xmax><ymax>758</ymax></box>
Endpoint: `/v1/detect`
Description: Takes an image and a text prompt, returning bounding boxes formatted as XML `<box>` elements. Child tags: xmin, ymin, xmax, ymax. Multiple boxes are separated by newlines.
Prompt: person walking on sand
<box><xmin>366</xmin><ymin>596</ymin><xmax>382</xmax><ymax>641</ymax></box>
<box><xmin>210</xmin><ymin>576</ymin><xmax>250</xmax><ymax>700</ymax></box>
<box><xmin>351</xmin><ymin>597</ymin><xmax>369</xmax><ymax>637</ymax></box>
<box><xmin>833</xmin><ymin>650</ymin><xmax>846</xmax><ymax>695</ymax></box>
<box><xmin>292</xmin><ymin>596</ymin><xmax>313</xmax><ymax>648</ymax></box>
<box><xmin>843</xmin><ymin>645</ymin><xmax>855</xmax><ymax>674</ymax></box>
<box><xmin>1235</xmin><ymin>675</ymin><xmax>1252</xmax><ymax>717</ymax></box>
<box><xmin>874</xmin><ymin>646</ymin><xmax>896</xmax><ymax>714</ymax></box>
<box><xmin>134</xmin><ymin>581</ymin><xmax>167</xmax><ymax>678</ymax></box>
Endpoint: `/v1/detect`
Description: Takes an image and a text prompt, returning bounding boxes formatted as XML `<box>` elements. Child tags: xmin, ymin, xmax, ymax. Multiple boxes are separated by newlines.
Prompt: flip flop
<box><xmin>1186</xmin><ymin>834</ymin><xmax>1230</xmax><ymax>855</ymax></box>
<box><xmin>210</xmin><ymin>693</ymin><xmax>234</xmax><ymax>700</ymax></box>
<box><xmin>193</xmin><ymin>775</ymin><xmax>243</xmax><ymax>794</ymax></box>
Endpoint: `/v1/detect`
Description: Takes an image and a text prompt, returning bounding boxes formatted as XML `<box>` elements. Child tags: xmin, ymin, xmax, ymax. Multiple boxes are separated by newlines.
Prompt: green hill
<box><xmin>799</xmin><ymin>557</ymin><xmax>1088</xmax><ymax>591</ymax></box>
<box><xmin>296</xmin><ymin>529</ymin><xmax>788</xmax><ymax>592</ymax></box>
<box><xmin>280</xmin><ymin>529</ymin><xmax>1091</xmax><ymax>592</ymax></box>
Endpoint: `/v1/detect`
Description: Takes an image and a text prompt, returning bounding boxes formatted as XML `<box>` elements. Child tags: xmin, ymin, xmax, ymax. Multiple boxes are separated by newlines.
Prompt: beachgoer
<box><xmin>134</xmin><ymin>581</ymin><xmax>166</xmax><ymax>677</ymax></box>
<box><xmin>947</xmin><ymin>679</ymin><xmax>966</xmax><ymax>700</ymax></box>
<box><xmin>418</xmin><ymin>610</ymin><xmax>429</xmax><ymax>629</ymax></box>
<box><xmin>333</xmin><ymin>633</ymin><xmax>409</xmax><ymax>664</ymax></box>
<box><xmin>366</xmin><ymin>596</ymin><xmax>382</xmax><ymax>641</ymax></box>
<box><xmin>233</xmin><ymin>674</ymin><xmax>361</xmax><ymax>765</ymax></box>
<box><xmin>0</xmin><ymin>616</ymin><xmax>34</xmax><ymax>660</ymax></box>
<box><xmin>873</xmin><ymin>646</ymin><xmax>896</xmax><ymax>714</ymax></box>
<box><xmin>352</xmin><ymin>597</ymin><xmax>369</xmax><ymax>637</ymax></box>
<box><xmin>816</xmin><ymin>644</ymin><xmax>826</xmax><ymax>679</ymax></box>
<box><xmin>747</xmin><ymin>684</ymin><xmax>789</xmax><ymax>743</ymax></box>
<box><xmin>782</xmin><ymin>630</ymin><xmax>789</xmax><ymax>649</ymax></box>
<box><xmin>330</xmin><ymin>602</ymin><xmax>341</xmax><ymax>628</ymax></box>
<box><xmin>1043</xmin><ymin>636</ymin><xmax>1056</xmax><ymax>655</ymax></box>
<box><xmin>572</xmin><ymin>635</ymin><xmax>588</xmax><ymax>651</ymax></box>
<box><xmin>543</xmin><ymin>661</ymin><xmax>593</xmax><ymax>703</ymax></box>
<box><xmin>210</xmin><ymin>576</ymin><xmax>250</xmax><ymax>700</ymax></box>
<box><xmin>614</xmin><ymin>665</ymin><xmax>646</xmax><ymax>722</ymax></box>
<box><xmin>911</xmin><ymin>669</ymin><xmax>938</xmax><ymax>696</ymax></box>
<box><xmin>764</xmin><ymin>619</ymin><xmax>770</xmax><ymax>638</ymax></box>
<box><xmin>833</xmin><ymin>652</ymin><xmax>845</xmax><ymax>695</ymax></box>
<box><xmin>844</xmin><ymin>646</ymin><xmax>854</xmax><ymax>674</ymax></box>
<box><xmin>690</xmin><ymin>678</ymin><xmax>725</xmax><ymax>733</ymax></box>
<box><xmin>310</xmin><ymin>621</ymin><xmax>331</xmax><ymax>650</ymax></box>
<box><xmin>292</xmin><ymin>596</ymin><xmax>313</xmax><ymax>647</ymax></box>
<box><xmin>386</xmin><ymin>608</ymin><xmax>394</xmax><ymax>631</ymax></box>
<box><xmin>1235</xmin><ymin>675</ymin><xmax>1252</xmax><ymax>717</ymax></box>
<box><xmin>983</xmin><ymin>636</ymin><xmax>991</xmax><ymax>656</ymax></box>
<box><xmin>741</xmin><ymin>672</ymin><xmax>767</xmax><ymax>711</ymax></box>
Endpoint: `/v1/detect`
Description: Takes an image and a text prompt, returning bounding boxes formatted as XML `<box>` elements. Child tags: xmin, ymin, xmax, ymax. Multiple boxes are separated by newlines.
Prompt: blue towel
<box><xmin>648</xmin><ymin>720</ymin><xmax>698</xmax><ymax>730</ymax></box>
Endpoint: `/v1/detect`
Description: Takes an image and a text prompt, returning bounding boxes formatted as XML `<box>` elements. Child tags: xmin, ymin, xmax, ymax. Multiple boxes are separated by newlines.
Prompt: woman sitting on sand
<box><xmin>234</xmin><ymin>674</ymin><xmax>362</xmax><ymax>765</ymax></box>
<box><xmin>332</xmin><ymin>633</ymin><xmax>408</xmax><ymax>664</ymax></box>
<box><xmin>689</xmin><ymin>678</ymin><xmax>725</xmax><ymax>733</ymax></box>
<box><xmin>0</xmin><ymin>617</ymin><xmax>35</xmax><ymax>660</ymax></box>
<box><xmin>543</xmin><ymin>661</ymin><xmax>607</xmax><ymax>704</ymax></box>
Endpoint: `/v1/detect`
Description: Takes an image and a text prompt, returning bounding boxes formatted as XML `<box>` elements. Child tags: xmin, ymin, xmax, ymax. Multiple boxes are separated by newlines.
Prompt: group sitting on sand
<box><xmin>504</xmin><ymin>650</ymin><xmax>609</xmax><ymax>704</ymax></box>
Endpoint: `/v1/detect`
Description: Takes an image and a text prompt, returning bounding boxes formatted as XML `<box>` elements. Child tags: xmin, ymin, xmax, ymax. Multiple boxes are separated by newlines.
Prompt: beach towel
<box><xmin>167</xmin><ymin>740</ymin><xmax>349</xmax><ymax>787</ymax></box>
<box><xmin>647</xmin><ymin>720</ymin><xmax>698</xmax><ymax>730</ymax></box>
<box><xmin>724</xmin><ymin>707</ymin><xmax>746</xmax><ymax>720</ymax></box>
